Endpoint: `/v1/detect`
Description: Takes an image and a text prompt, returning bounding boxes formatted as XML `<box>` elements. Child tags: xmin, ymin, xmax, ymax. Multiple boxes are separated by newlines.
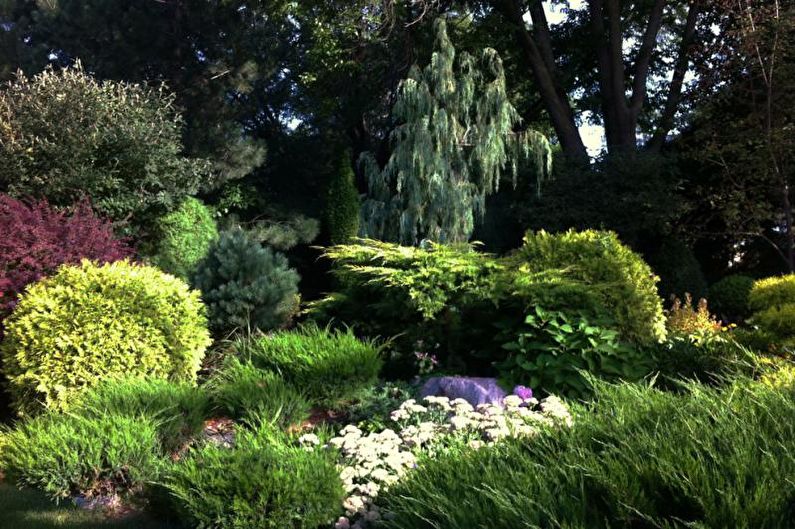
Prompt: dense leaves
<box><xmin>0</xmin><ymin>194</ymin><xmax>132</xmax><ymax>319</ymax></box>
<box><xmin>1</xmin><ymin>260</ymin><xmax>211</xmax><ymax>415</ymax></box>
<box><xmin>193</xmin><ymin>229</ymin><xmax>300</xmax><ymax>335</ymax></box>
<box><xmin>0</xmin><ymin>65</ymin><xmax>211</xmax><ymax>233</ymax></box>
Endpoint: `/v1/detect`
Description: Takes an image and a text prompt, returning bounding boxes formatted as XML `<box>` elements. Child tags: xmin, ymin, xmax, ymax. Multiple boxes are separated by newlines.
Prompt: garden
<box><xmin>1</xmin><ymin>2</ymin><xmax>794</xmax><ymax>528</ymax></box>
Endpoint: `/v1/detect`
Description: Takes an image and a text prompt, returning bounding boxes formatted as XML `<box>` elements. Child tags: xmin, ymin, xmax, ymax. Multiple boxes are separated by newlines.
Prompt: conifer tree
<box><xmin>324</xmin><ymin>150</ymin><xmax>361</xmax><ymax>245</ymax></box>
<box><xmin>360</xmin><ymin>18</ymin><xmax>551</xmax><ymax>245</ymax></box>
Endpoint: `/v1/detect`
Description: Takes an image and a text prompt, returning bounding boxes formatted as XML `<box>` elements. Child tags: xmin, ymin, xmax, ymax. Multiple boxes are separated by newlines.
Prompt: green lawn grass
<box><xmin>0</xmin><ymin>483</ymin><xmax>180</xmax><ymax>529</ymax></box>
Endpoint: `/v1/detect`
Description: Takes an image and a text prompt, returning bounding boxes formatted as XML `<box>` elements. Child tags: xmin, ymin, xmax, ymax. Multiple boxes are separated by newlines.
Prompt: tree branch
<box><xmin>629</xmin><ymin>0</ymin><xmax>668</xmax><ymax>115</ymax></box>
<box><xmin>526</xmin><ymin>0</ymin><xmax>558</xmax><ymax>78</ymax></box>
<box><xmin>648</xmin><ymin>0</ymin><xmax>701</xmax><ymax>152</ymax></box>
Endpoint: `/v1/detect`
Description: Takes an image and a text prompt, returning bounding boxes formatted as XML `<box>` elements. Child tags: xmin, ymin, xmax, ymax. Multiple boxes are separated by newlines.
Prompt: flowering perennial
<box><xmin>304</xmin><ymin>393</ymin><xmax>572</xmax><ymax>529</ymax></box>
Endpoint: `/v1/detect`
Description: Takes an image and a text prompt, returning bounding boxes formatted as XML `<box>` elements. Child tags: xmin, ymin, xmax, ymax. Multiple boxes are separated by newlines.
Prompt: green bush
<box><xmin>0</xmin><ymin>413</ymin><xmax>163</xmax><ymax>501</ymax></box>
<box><xmin>236</xmin><ymin>325</ymin><xmax>383</xmax><ymax>406</ymax></box>
<box><xmin>748</xmin><ymin>275</ymin><xmax>795</xmax><ymax>348</ymax></box>
<box><xmin>513</xmin><ymin>229</ymin><xmax>666</xmax><ymax>344</ymax></box>
<box><xmin>193</xmin><ymin>229</ymin><xmax>300</xmax><ymax>334</ymax></box>
<box><xmin>379</xmin><ymin>380</ymin><xmax>795</xmax><ymax>529</ymax></box>
<box><xmin>709</xmin><ymin>274</ymin><xmax>754</xmax><ymax>320</ymax></box>
<box><xmin>497</xmin><ymin>307</ymin><xmax>652</xmax><ymax>397</ymax></box>
<box><xmin>0</xmin><ymin>260</ymin><xmax>211</xmax><ymax>415</ymax></box>
<box><xmin>206</xmin><ymin>358</ymin><xmax>310</xmax><ymax>427</ymax></box>
<box><xmin>312</xmin><ymin>232</ymin><xmax>664</xmax><ymax>376</ymax></box>
<box><xmin>324</xmin><ymin>150</ymin><xmax>360</xmax><ymax>245</ymax></box>
<box><xmin>74</xmin><ymin>378</ymin><xmax>210</xmax><ymax>452</ymax></box>
<box><xmin>146</xmin><ymin>197</ymin><xmax>219</xmax><ymax>280</ymax></box>
<box><xmin>749</xmin><ymin>275</ymin><xmax>795</xmax><ymax>310</ymax></box>
<box><xmin>647</xmin><ymin>237</ymin><xmax>707</xmax><ymax>302</ymax></box>
<box><xmin>0</xmin><ymin>65</ymin><xmax>211</xmax><ymax>233</ymax></box>
<box><xmin>161</xmin><ymin>425</ymin><xmax>343</xmax><ymax>529</ymax></box>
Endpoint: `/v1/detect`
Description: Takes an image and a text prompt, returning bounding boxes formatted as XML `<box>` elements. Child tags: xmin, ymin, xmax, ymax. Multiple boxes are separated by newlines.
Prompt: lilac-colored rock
<box><xmin>419</xmin><ymin>376</ymin><xmax>508</xmax><ymax>406</ymax></box>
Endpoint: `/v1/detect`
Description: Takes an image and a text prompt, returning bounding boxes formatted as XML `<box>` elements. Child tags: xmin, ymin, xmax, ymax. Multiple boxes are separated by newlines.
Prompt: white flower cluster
<box><xmin>315</xmin><ymin>393</ymin><xmax>572</xmax><ymax>529</ymax></box>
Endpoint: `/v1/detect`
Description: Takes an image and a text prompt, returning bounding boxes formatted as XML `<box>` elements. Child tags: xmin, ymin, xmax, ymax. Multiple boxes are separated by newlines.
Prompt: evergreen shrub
<box><xmin>0</xmin><ymin>260</ymin><xmax>211</xmax><ymax>415</ymax></box>
<box><xmin>0</xmin><ymin>65</ymin><xmax>210</xmax><ymax>231</ymax></box>
<box><xmin>146</xmin><ymin>197</ymin><xmax>218</xmax><ymax>280</ymax></box>
<box><xmin>514</xmin><ymin>230</ymin><xmax>666</xmax><ymax>344</ymax></box>
<box><xmin>311</xmin><ymin>230</ymin><xmax>665</xmax><ymax>375</ymax></box>
<box><xmin>193</xmin><ymin>229</ymin><xmax>300</xmax><ymax>334</ymax></box>
<box><xmin>324</xmin><ymin>150</ymin><xmax>360</xmax><ymax>245</ymax></box>
<box><xmin>235</xmin><ymin>325</ymin><xmax>383</xmax><ymax>406</ymax></box>
<box><xmin>162</xmin><ymin>425</ymin><xmax>343</xmax><ymax>529</ymax></box>
<box><xmin>0</xmin><ymin>413</ymin><xmax>163</xmax><ymax>501</ymax></box>
<box><xmin>748</xmin><ymin>275</ymin><xmax>795</xmax><ymax>348</ymax></box>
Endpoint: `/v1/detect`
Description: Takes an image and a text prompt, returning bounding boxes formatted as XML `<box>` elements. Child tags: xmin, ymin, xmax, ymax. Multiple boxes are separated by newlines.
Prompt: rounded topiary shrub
<box><xmin>146</xmin><ymin>197</ymin><xmax>219</xmax><ymax>280</ymax></box>
<box><xmin>709</xmin><ymin>274</ymin><xmax>754</xmax><ymax>321</ymax></box>
<box><xmin>514</xmin><ymin>229</ymin><xmax>666</xmax><ymax>344</ymax></box>
<box><xmin>193</xmin><ymin>229</ymin><xmax>300</xmax><ymax>334</ymax></box>
<box><xmin>748</xmin><ymin>275</ymin><xmax>795</xmax><ymax>347</ymax></box>
<box><xmin>0</xmin><ymin>260</ymin><xmax>211</xmax><ymax>415</ymax></box>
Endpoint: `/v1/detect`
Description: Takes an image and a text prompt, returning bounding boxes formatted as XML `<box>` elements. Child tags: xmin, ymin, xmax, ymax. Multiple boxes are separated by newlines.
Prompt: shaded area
<box><xmin>0</xmin><ymin>483</ymin><xmax>179</xmax><ymax>529</ymax></box>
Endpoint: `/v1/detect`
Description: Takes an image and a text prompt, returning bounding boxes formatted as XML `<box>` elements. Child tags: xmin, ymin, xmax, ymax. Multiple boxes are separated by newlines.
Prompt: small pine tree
<box><xmin>324</xmin><ymin>150</ymin><xmax>360</xmax><ymax>245</ymax></box>
<box><xmin>360</xmin><ymin>18</ymin><xmax>551</xmax><ymax>245</ymax></box>
<box><xmin>193</xmin><ymin>229</ymin><xmax>300</xmax><ymax>334</ymax></box>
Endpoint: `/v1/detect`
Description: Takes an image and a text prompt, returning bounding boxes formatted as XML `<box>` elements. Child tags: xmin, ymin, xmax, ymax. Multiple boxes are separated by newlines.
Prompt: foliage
<box><xmin>12</xmin><ymin>0</ymin><xmax>294</xmax><ymax>185</ymax></box>
<box><xmin>343</xmin><ymin>382</ymin><xmax>416</xmax><ymax>433</ymax></box>
<box><xmin>313</xmin><ymin>231</ymin><xmax>664</xmax><ymax>375</ymax></box>
<box><xmin>379</xmin><ymin>380</ymin><xmax>795</xmax><ymax>529</ymax></box>
<box><xmin>0</xmin><ymin>194</ymin><xmax>133</xmax><ymax>320</ymax></box>
<box><xmin>497</xmin><ymin>307</ymin><xmax>651</xmax><ymax>397</ymax></box>
<box><xmin>192</xmin><ymin>229</ymin><xmax>300</xmax><ymax>334</ymax></box>
<box><xmin>512</xmin><ymin>229</ymin><xmax>667</xmax><ymax>344</ymax></box>
<box><xmin>758</xmin><ymin>355</ymin><xmax>795</xmax><ymax>390</ymax></box>
<box><xmin>665</xmin><ymin>294</ymin><xmax>722</xmax><ymax>337</ymax></box>
<box><xmin>0</xmin><ymin>413</ymin><xmax>163</xmax><ymax>501</ymax></box>
<box><xmin>310</xmin><ymin>239</ymin><xmax>508</xmax><ymax>374</ymax></box>
<box><xmin>0</xmin><ymin>65</ymin><xmax>211</xmax><ymax>232</ymax></box>
<box><xmin>161</xmin><ymin>425</ymin><xmax>343</xmax><ymax>529</ymax></box>
<box><xmin>205</xmin><ymin>357</ymin><xmax>310</xmax><ymax>428</ymax></box>
<box><xmin>652</xmin><ymin>332</ymin><xmax>758</xmax><ymax>387</ymax></box>
<box><xmin>324</xmin><ymin>150</ymin><xmax>360</xmax><ymax>245</ymax></box>
<box><xmin>235</xmin><ymin>325</ymin><xmax>383</xmax><ymax>406</ymax></box>
<box><xmin>74</xmin><ymin>378</ymin><xmax>210</xmax><ymax>453</ymax></box>
<box><xmin>360</xmin><ymin>18</ymin><xmax>551</xmax><ymax>244</ymax></box>
<box><xmin>649</xmin><ymin>237</ymin><xmax>708</xmax><ymax>301</ymax></box>
<box><xmin>0</xmin><ymin>260</ymin><xmax>211</xmax><ymax>415</ymax></box>
<box><xmin>709</xmin><ymin>274</ymin><xmax>755</xmax><ymax>321</ymax></box>
<box><xmin>146</xmin><ymin>197</ymin><xmax>219</xmax><ymax>281</ymax></box>
<box><xmin>748</xmin><ymin>275</ymin><xmax>795</xmax><ymax>348</ymax></box>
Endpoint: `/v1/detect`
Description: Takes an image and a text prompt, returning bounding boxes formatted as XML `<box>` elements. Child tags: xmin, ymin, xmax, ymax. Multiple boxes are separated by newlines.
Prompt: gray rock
<box><xmin>419</xmin><ymin>376</ymin><xmax>507</xmax><ymax>406</ymax></box>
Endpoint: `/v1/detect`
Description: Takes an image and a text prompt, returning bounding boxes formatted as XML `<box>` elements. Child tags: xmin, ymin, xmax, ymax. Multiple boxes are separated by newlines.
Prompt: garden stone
<box><xmin>419</xmin><ymin>376</ymin><xmax>507</xmax><ymax>406</ymax></box>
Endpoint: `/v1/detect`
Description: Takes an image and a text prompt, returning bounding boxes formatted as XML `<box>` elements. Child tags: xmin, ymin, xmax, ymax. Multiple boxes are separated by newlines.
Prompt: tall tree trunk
<box><xmin>498</xmin><ymin>0</ymin><xmax>589</xmax><ymax>162</ymax></box>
